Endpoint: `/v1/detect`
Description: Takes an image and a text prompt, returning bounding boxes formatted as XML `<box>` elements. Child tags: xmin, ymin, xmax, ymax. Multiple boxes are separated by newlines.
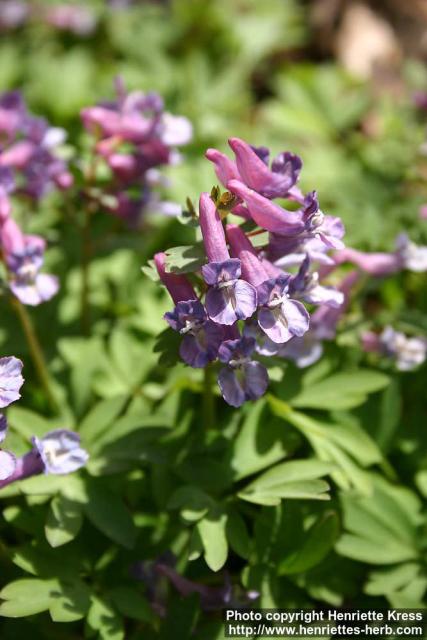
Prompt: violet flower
<box><xmin>0</xmin><ymin>429</ymin><xmax>89</xmax><ymax>489</ymax></box>
<box><xmin>227</xmin><ymin>179</ymin><xmax>305</xmax><ymax>235</ymax></box>
<box><xmin>206</xmin><ymin>137</ymin><xmax>303</xmax><ymax>201</ymax></box>
<box><xmin>257</xmin><ymin>275</ymin><xmax>309</xmax><ymax>344</ymax></box>
<box><xmin>289</xmin><ymin>255</ymin><xmax>344</xmax><ymax>308</ymax></box>
<box><xmin>0</xmin><ymin>356</ymin><xmax>24</xmax><ymax>407</ymax></box>
<box><xmin>0</xmin><ymin>91</ymin><xmax>72</xmax><ymax>200</ymax></box>
<box><xmin>164</xmin><ymin>300</ymin><xmax>224</xmax><ymax>368</ymax></box>
<box><xmin>0</xmin><ymin>356</ymin><xmax>23</xmax><ymax>481</ymax></box>
<box><xmin>81</xmin><ymin>79</ymin><xmax>191</xmax><ymax>226</ymax></box>
<box><xmin>0</xmin><ymin>217</ymin><xmax>59</xmax><ymax>306</ymax></box>
<box><xmin>199</xmin><ymin>193</ymin><xmax>257</xmax><ymax>325</ymax></box>
<box><xmin>217</xmin><ymin>337</ymin><xmax>268</xmax><ymax>407</ymax></box>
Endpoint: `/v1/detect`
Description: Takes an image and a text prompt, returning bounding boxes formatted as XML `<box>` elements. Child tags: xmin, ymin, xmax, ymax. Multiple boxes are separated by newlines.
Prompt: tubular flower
<box><xmin>81</xmin><ymin>78</ymin><xmax>192</xmax><ymax>227</ymax></box>
<box><xmin>152</xmin><ymin>137</ymin><xmax>351</xmax><ymax>405</ymax></box>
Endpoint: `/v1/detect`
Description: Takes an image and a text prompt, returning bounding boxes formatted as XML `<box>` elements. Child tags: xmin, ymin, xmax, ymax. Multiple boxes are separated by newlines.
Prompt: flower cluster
<box><xmin>0</xmin><ymin>91</ymin><xmax>72</xmax><ymax>204</ymax></box>
<box><xmin>0</xmin><ymin>1</ymin><xmax>96</xmax><ymax>35</ymax></box>
<box><xmin>0</xmin><ymin>206</ymin><xmax>59</xmax><ymax>306</ymax></box>
<box><xmin>154</xmin><ymin>138</ymin><xmax>351</xmax><ymax>406</ymax></box>
<box><xmin>0</xmin><ymin>356</ymin><xmax>88</xmax><ymax>486</ymax></box>
<box><xmin>362</xmin><ymin>327</ymin><xmax>427</xmax><ymax>371</ymax></box>
<box><xmin>154</xmin><ymin>138</ymin><xmax>427</xmax><ymax>405</ymax></box>
<box><xmin>81</xmin><ymin>78</ymin><xmax>192</xmax><ymax>226</ymax></box>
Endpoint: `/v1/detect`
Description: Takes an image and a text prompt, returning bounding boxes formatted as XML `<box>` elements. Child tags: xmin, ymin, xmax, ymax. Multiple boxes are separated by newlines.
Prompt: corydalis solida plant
<box><xmin>154</xmin><ymin>138</ymin><xmax>350</xmax><ymax>407</ymax></box>
<box><xmin>0</xmin><ymin>356</ymin><xmax>88</xmax><ymax>484</ymax></box>
<box><xmin>153</xmin><ymin>137</ymin><xmax>427</xmax><ymax>407</ymax></box>
<box><xmin>80</xmin><ymin>77</ymin><xmax>192</xmax><ymax>226</ymax></box>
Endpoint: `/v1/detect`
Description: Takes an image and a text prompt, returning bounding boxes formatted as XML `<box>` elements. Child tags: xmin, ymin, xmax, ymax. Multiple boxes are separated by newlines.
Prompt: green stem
<box><xmin>11</xmin><ymin>297</ymin><xmax>59</xmax><ymax>414</ymax></box>
<box><xmin>203</xmin><ymin>364</ymin><xmax>215</xmax><ymax>430</ymax></box>
<box><xmin>80</xmin><ymin>210</ymin><xmax>92</xmax><ymax>336</ymax></box>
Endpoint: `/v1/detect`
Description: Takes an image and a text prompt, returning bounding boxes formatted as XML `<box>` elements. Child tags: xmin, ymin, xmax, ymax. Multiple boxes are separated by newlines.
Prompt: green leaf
<box><xmin>238</xmin><ymin>459</ymin><xmax>333</xmax><ymax>506</ymax></box>
<box><xmin>84</xmin><ymin>481</ymin><xmax>137</xmax><ymax>549</ymax></box>
<box><xmin>279</xmin><ymin>512</ymin><xmax>339</xmax><ymax>574</ymax></box>
<box><xmin>0</xmin><ymin>579</ymin><xmax>56</xmax><ymax>617</ymax></box>
<box><xmin>168</xmin><ymin>486</ymin><xmax>215</xmax><ymax>522</ymax></box>
<box><xmin>226</xmin><ymin>510</ymin><xmax>251</xmax><ymax>560</ymax></box>
<box><xmin>291</xmin><ymin>370</ymin><xmax>390</xmax><ymax>410</ymax></box>
<box><xmin>164</xmin><ymin>244</ymin><xmax>205</xmax><ymax>274</ymax></box>
<box><xmin>269</xmin><ymin>400</ymin><xmax>383</xmax><ymax>492</ymax></box>
<box><xmin>87</xmin><ymin>595</ymin><xmax>124</xmax><ymax>640</ymax></box>
<box><xmin>108</xmin><ymin>586</ymin><xmax>152</xmax><ymax>622</ymax></box>
<box><xmin>231</xmin><ymin>400</ymin><xmax>300</xmax><ymax>480</ymax></box>
<box><xmin>49</xmin><ymin>580</ymin><xmax>91</xmax><ymax>623</ymax></box>
<box><xmin>45</xmin><ymin>495</ymin><xmax>83</xmax><ymax>548</ymax></box>
<box><xmin>336</xmin><ymin>476</ymin><xmax>420</xmax><ymax>565</ymax></box>
<box><xmin>197</xmin><ymin>511</ymin><xmax>228</xmax><ymax>572</ymax></box>
<box><xmin>78</xmin><ymin>396</ymin><xmax>128</xmax><ymax>444</ymax></box>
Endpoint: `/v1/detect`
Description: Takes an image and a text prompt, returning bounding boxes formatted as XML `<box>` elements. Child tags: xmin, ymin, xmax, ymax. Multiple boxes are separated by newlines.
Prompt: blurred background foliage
<box><xmin>1</xmin><ymin>1</ymin><xmax>427</xmax><ymax>638</ymax></box>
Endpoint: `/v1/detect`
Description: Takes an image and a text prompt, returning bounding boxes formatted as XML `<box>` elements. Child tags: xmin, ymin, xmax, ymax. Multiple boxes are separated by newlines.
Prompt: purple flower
<box><xmin>0</xmin><ymin>1</ymin><xmax>29</xmax><ymax>30</ymax></box>
<box><xmin>205</xmin><ymin>148</ymin><xmax>241</xmax><ymax>186</ymax></box>
<box><xmin>164</xmin><ymin>300</ymin><xmax>224</xmax><ymax>368</ymax></box>
<box><xmin>44</xmin><ymin>4</ymin><xmax>97</xmax><ymax>36</ymax></box>
<box><xmin>202</xmin><ymin>259</ymin><xmax>257</xmax><ymax>325</ymax></box>
<box><xmin>0</xmin><ymin>448</ymin><xmax>16</xmax><ymax>481</ymax></box>
<box><xmin>333</xmin><ymin>247</ymin><xmax>402</xmax><ymax>276</ymax></box>
<box><xmin>199</xmin><ymin>192</ymin><xmax>230</xmax><ymax>263</ymax></box>
<box><xmin>226</xmin><ymin>223</ymin><xmax>270</xmax><ymax>287</ymax></box>
<box><xmin>32</xmin><ymin>430</ymin><xmax>89</xmax><ymax>475</ymax></box>
<box><xmin>4</xmin><ymin>231</ymin><xmax>59</xmax><ymax>306</ymax></box>
<box><xmin>154</xmin><ymin>252</ymin><xmax>197</xmax><ymax>304</ymax></box>
<box><xmin>228</xmin><ymin>138</ymin><xmax>302</xmax><ymax>200</ymax></box>
<box><xmin>0</xmin><ymin>356</ymin><xmax>24</xmax><ymax>407</ymax></box>
<box><xmin>0</xmin><ymin>428</ymin><xmax>88</xmax><ymax>489</ymax></box>
<box><xmin>227</xmin><ymin>179</ymin><xmax>305</xmax><ymax>236</ymax></box>
<box><xmin>289</xmin><ymin>256</ymin><xmax>344</xmax><ymax>308</ymax></box>
<box><xmin>257</xmin><ymin>275</ymin><xmax>309</xmax><ymax>344</ymax></box>
<box><xmin>218</xmin><ymin>337</ymin><xmax>268</xmax><ymax>407</ymax></box>
<box><xmin>278</xmin><ymin>333</ymin><xmax>324</xmax><ymax>368</ymax></box>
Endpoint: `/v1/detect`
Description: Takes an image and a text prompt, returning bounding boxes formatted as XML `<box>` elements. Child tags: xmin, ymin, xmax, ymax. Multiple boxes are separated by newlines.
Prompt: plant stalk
<box><xmin>203</xmin><ymin>364</ymin><xmax>215</xmax><ymax>430</ymax></box>
<box><xmin>11</xmin><ymin>297</ymin><xmax>59</xmax><ymax>414</ymax></box>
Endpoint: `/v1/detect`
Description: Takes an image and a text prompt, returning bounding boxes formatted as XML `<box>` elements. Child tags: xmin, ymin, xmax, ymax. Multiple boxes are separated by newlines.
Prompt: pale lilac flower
<box><xmin>32</xmin><ymin>430</ymin><xmax>89</xmax><ymax>474</ymax></box>
<box><xmin>419</xmin><ymin>205</ymin><xmax>427</xmax><ymax>220</ymax></box>
<box><xmin>218</xmin><ymin>337</ymin><xmax>268</xmax><ymax>407</ymax></box>
<box><xmin>395</xmin><ymin>234</ymin><xmax>427</xmax><ymax>272</ymax></box>
<box><xmin>363</xmin><ymin>327</ymin><xmax>427</xmax><ymax>371</ymax></box>
<box><xmin>164</xmin><ymin>300</ymin><xmax>223</xmax><ymax>368</ymax></box>
<box><xmin>0</xmin><ymin>356</ymin><xmax>24</xmax><ymax>407</ymax></box>
<box><xmin>0</xmin><ymin>429</ymin><xmax>88</xmax><ymax>489</ymax></box>
<box><xmin>199</xmin><ymin>194</ymin><xmax>257</xmax><ymax>325</ymax></box>
<box><xmin>0</xmin><ymin>216</ymin><xmax>59</xmax><ymax>306</ymax></box>
<box><xmin>257</xmin><ymin>275</ymin><xmax>309</xmax><ymax>344</ymax></box>
<box><xmin>202</xmin><ymin>259</ymin><xmax>257</xmax><ymax>325</ymax></box>
<box><xmin>278</xmin><ymin>333</ymin><xmax>324</xmax><ymax>368</ymax></box>
<box><xmin>0</xmin><ymin>1</ymin><xmax>28</xmax><ymax>30</ymax></box>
